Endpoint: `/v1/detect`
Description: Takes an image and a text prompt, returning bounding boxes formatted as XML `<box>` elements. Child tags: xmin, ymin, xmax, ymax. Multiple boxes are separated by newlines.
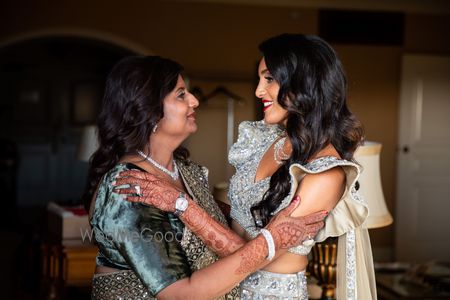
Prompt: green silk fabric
<box><xmin>90</xmin><ymin>163</ymin><xmax>191</xmax><ymax>296</ymax></box>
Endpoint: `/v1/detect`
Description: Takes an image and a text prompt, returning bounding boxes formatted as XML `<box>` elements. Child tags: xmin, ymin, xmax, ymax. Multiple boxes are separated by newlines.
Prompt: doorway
<box><xmin>396</xmin><ymin>54</ymin><xmax>450</xmax><ymax>262</ymax></box>
<box><xmin>0</xmin><ymin>36</ymin><xmax>134</xmax><ymax>298</ymax></box>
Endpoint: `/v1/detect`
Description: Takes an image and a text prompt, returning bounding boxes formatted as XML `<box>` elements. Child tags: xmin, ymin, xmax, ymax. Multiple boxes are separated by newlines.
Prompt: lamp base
<box><xmin>308</xmin><ymin>237</ymin><xmax>338</xmax><ymax>300</ymax></box>
<box><xmin>321</xmin><ymin>285</ymin><xmax>336</xmax><ymax>300</ymax></box>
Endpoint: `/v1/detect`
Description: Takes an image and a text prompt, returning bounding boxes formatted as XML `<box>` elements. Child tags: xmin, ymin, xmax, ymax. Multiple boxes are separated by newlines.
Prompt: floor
<box><xmin>0</xmin><ymin>206</ymin><xmax>91</xmax><ymax>300</ymax></box>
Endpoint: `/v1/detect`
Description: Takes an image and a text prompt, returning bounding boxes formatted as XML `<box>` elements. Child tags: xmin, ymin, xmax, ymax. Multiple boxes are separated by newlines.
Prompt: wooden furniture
<box><xmin>42</xmin><ymin>203</ymin><xmax>97</xmax><ymax>299</ymax></box>
<box><xmin>376</xmin><ymin>272</ymin><xmax>450</xmax><ymax>299</ymax></box>
<box><xmin>41</xmin><ymin>238</ymin><xmax>97</xmax><ymax>299</ymax></box>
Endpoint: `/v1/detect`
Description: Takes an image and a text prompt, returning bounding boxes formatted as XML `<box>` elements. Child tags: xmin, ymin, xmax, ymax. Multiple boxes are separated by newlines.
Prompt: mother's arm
<box><xmin>158</xmin><ymin>198</ymin><xmax>324</xmax><ymax>300</ymax></box>
<box><xmin>114</xmin><ymin>170</ymin><xmax>245</xmax><ymax>257</ymax></box>
<box><xmin>114</xmin><ymin>170</ymin><xmax>327</xmax><ymax>258</ymax></box>
<box><xmin>103</xmin><ymin>180</ymin><xmax>323</xmax><ymax>300</ymax></box>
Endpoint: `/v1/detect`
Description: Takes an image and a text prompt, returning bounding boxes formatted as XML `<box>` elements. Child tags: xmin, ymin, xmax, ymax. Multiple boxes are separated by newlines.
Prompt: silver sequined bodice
<box><xmin>228</xmin><ymin>121</ymin><xmax>283</xmax><ymax>238</ymax></box>
<box><xmin>228</xmin><ymin>120</ymin><xmax>358</xmax><ymax>256</ymax></box>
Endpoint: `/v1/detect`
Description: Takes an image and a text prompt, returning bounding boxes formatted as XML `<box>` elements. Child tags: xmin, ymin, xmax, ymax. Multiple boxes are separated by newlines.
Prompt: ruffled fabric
<box><xmin>273</xmin><ymin>157</ymin><xmax>368</xmax><ymax>240</ymax></box>
<box><xmin>271</xmin><ymin>159</ymin><xmax>376</xmax><ymax>299</ymax></box>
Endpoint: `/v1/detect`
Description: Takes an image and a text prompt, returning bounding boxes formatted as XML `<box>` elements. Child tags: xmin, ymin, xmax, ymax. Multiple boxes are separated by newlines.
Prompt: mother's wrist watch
<box><xmin>174</xmin><ymin>192</ymin><xmax>189</xmax><ymax>216</ymax></box>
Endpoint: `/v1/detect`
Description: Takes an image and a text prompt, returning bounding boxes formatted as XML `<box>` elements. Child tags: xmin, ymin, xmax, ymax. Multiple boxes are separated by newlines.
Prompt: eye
<box><xmin>264</xmin><ymin>76</ymin><xmax>274</xmax><ymax>83</ymax></box>
<box><xmin>177</xmin><ymin>90</ymin><xmax>186</xmax><ymax>99</ymax></box>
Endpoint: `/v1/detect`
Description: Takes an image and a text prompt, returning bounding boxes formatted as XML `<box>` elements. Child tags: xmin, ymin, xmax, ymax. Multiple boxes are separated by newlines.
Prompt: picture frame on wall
<box><xmin>14</xmin><ymin>85</ymin><xmax>49</xmax><ymax>125</ymax></box>
<box><xmin>70</xmin><ymin>81</ymin><xmax>102</xmax><ymax>126</ymax></box>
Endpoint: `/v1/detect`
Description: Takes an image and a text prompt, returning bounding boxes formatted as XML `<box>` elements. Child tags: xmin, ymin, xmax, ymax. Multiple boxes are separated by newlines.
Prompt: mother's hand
<box><xmin>113</xmin><ymin>170</ymin><xmax>180</xmax><ymax>212</ymax></box>
<box><xmin>265</xmin><ymin>197</ymin><xmax>327</xmax><ymax>250</ymax></box>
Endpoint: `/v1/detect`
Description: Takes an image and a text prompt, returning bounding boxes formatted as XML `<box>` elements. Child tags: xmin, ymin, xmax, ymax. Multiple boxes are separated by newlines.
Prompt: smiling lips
<box><xmin>187</xmin><ymin>112</ymin><xmax>196</xmax><ymax>120</ymax></box>
<box><xmin>262</xmin><ymin>99</ymin><xmax>273</xmax><ymax>112</ymax></box>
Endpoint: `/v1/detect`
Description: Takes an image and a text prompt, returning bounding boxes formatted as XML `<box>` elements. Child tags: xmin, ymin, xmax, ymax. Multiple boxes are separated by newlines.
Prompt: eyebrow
<box><xmin>260</xmin><ymin>69</ymin><xmax>270</xmax><ymax>75</ymax></box>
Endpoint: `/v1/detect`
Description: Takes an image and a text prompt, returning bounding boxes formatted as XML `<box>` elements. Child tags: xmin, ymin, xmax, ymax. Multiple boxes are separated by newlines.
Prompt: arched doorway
<box><xmin>0</xmin><ymin>35</ymin><xmax>136</xmax><ymax>219</ymax></box>
<box><xmin>0</xmin><ymin>35</ymin><xmax>140</xmax><ymax>298</ymax></box>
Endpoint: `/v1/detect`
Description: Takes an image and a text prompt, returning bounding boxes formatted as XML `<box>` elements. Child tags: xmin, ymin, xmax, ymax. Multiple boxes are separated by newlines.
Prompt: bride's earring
<box><xmin>152</xmin><ymin>124</ymin><xmax>158</xmax><ymax>133</ymax></box>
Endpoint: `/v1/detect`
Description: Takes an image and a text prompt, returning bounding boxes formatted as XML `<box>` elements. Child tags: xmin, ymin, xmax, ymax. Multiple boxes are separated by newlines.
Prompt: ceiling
<box><xmin>169</xmin><ymin>0</ymin><xmax>450</xmax><ymax>14</ymax></box>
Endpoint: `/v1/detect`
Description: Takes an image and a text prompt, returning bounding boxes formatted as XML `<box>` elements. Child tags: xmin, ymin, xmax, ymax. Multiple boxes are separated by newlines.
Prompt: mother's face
<box><xmin>157</xmin><ymin>75</ymin><xmax>199</xmax><ymax>139</ymax></box>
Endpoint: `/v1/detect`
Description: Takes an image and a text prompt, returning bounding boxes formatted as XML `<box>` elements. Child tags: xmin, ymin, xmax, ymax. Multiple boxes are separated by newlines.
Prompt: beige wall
<box><xmin>185</xmin><ymin>78</ymin><xmax>256</xmax><ymax>188</ymax></box>
<box><xmin>337</xmin><ymin>45</ymin><xmax>402</xmax><ymax>257</ymax></box>
<box><xmin>2</xmin><ymin>1</ymin><xmax>449</xmax><ymax>260</ymax></box>
<box><xmin>0</xmin><ymin>1</ymin><xmax>317</xmax><ymax>78</ymax></box>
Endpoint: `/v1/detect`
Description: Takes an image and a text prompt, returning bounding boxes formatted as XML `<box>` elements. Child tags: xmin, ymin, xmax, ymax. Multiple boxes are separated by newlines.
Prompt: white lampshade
<box><xmin>76</xmin><ymin>125</ymin><xmax>99</xmax><ymax>162</ymax></box>
<box><xmin>355</xmin><ymin>141</ymin><xmax>393</xmax><ymax>229</ymax></box>
<box><xmin>213</xmin><ymin>181</ymin><xmax>230</xmax><ymax>205</ymax></box>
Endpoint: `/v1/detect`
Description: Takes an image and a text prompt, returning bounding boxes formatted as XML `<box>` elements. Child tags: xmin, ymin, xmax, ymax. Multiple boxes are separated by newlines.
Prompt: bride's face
<box><xmin>255</xmin><ymin>58</ymin><xmax>288</xmax><ymax>125</ymax></box>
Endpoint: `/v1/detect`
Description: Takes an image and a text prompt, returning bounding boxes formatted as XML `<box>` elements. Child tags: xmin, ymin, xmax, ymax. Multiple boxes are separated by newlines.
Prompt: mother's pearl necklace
<box><xmin>137</xmin><ymin>150</ymin><xmax>179</xmax><ymax>180</ymax></box>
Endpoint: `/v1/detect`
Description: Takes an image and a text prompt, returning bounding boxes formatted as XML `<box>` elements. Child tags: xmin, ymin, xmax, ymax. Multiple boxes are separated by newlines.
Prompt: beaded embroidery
<box><xmin>240</xmin><ymin>270</ymin><xmax>308</xmax><ymax>299</ymax></box>
<box><xmin>177</xmin><ymin>160</ymin><xmax>239</xmax><ymax>300</ymax></box>
<box><xmin>92</xmin><ymin>270</ymin><xmax>151</xmax><ymax>300</ymax></box>
<box><xmin>228</xmin><ymin>121</ymin><xmax>283</xmax><ymax>239</ymax></box>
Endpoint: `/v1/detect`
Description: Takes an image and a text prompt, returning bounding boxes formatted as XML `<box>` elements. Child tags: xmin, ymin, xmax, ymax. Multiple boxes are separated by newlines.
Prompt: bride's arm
<box><xmin>290</xmin><ymin>167</ymin><xmax>345</xmax><ymax>218</ymax></box>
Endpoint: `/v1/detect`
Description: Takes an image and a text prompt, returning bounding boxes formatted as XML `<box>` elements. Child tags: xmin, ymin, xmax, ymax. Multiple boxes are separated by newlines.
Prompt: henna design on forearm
<box><xmin>235</xmin><ymin>236</ymin><xmax>267</xmax><ymax>275</ymax></box>
<box><xmin>182</xmin><ymin>203</ymin><xmax>245</xmax><ymax>257</ymax></box>
<box><xmin>116</xmin><ymin>171</ymin><xmax>246</xmax><ymax>256</ymax></box>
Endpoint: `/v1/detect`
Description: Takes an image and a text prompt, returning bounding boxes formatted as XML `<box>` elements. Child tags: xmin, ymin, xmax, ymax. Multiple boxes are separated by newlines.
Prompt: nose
<box><xmin>255</xmin><ymin>84</ymin><xmax>265</xmax><ymax>98</ymax></box>
<box><xmin>189</xmin><ymin>93</ymin><xmax>199</xmax><ymax>108</ymax></box>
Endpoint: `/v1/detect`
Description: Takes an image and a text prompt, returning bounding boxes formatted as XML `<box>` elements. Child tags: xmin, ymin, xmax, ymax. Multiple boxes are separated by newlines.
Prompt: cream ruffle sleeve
<box><xmin>274</xmin><ymin>158</ymin><xmax>377</xmax><ymax>299</ymax></box>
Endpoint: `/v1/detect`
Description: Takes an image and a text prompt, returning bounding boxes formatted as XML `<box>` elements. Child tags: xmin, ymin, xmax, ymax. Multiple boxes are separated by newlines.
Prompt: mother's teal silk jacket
<box><xmin>90</xmin><ymin>160</ymin><xmax>240</xmax><ymax>300</ymax></box>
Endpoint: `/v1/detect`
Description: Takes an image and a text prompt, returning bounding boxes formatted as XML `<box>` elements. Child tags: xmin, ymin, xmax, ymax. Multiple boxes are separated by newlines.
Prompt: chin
<box><xmin>264</xmin><ymin>111</ymin><xmax>288</xmax><ymax>125</ymax></box>
<box><xmin>263</xmin><ymin>116</ymin><xmax>280</xmax><ymax>125</ymax></box>
<box><xmin>189</xmin><ymin>125</ymin><xmax>198</xmax><ymax>133</ymax></box>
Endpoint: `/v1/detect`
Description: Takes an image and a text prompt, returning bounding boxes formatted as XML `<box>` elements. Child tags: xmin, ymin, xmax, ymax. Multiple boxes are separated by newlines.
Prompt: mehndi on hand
<box><xmin>265</xmin><ymin>197</ymin><xmax>327</xmax><ymax>250</ymax></box>
<box><xmin>113</xmin><ymin>170</ymin><xmax>180</xmax><ymax>212</ymax></box>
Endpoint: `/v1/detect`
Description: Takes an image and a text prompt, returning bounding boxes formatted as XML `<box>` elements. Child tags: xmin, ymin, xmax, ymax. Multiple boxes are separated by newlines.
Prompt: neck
<box><xmin>284</xmin><ymin>137</ymin><xmax>293</xmax><ymax>154</ymax></box>
<box><xmin>146</xmin><ymin>134</ymin><xmax>181</xmax><ymax>169</ymax></box>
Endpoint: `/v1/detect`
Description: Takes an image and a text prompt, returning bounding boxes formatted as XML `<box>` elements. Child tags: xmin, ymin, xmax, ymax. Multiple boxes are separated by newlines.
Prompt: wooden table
<box><xmin>376</xmin><ymin>272</ymin><xmax>450</xmax><ymax>299</ymax></box>
<box><xmin>41</xmin><ymin>239</ymin><xmax>97</xmax><ymax>299</ymax></box>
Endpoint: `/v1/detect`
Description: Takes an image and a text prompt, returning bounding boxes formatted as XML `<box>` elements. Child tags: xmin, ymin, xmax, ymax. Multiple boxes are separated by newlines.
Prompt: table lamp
<box><xmin>76</xmin><ymin>125</ymin><xmax>99</xmax><ymax>162</ymax></box>
<box><xmin>356</xmin><ymin>141</ymin><xmax>393</xmax><ymax>229</ymax></box>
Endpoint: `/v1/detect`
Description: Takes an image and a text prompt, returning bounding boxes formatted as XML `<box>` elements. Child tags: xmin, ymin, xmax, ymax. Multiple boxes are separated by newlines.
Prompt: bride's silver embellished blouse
<box><xmin>228</xmin><ymin>120</ymin><xmax>377</xmax><ymax>299</ymax></box>
<box><xmin>228</xmin><ymin>120</ymin><xmax>361</xmax><ymax>255</ymax></box>
<box><xmin>228</xmin><ymin>120</ymin><xmax>281</xmax><ymax>234</ymax></box>
<box><xmin>228</xmin><ymin>121</ymin><xmax>314</xmax><ymax>254</ymax></box>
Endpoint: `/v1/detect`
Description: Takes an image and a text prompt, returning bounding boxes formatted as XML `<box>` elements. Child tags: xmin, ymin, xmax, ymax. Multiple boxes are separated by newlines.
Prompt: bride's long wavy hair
<box><xmin>251</xmin><ymin>34</ymin><xmax>364</xmax><ymax>227</ymax></box>
<box><xmin>82</xmin><ymin>55</ymin><xmax>189</xmax><ymax>211</ymax></box>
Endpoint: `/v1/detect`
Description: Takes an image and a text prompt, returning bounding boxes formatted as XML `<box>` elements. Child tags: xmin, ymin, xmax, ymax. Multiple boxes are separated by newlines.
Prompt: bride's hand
<box><xmin>113</xmin><ymin>170</ymin><xmax>180</xmax><ymax>212</ymax></box>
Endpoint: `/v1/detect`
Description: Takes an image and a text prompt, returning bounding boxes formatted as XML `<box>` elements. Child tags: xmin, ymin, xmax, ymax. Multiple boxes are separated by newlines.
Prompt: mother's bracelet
<box><xmin>260</xmin><ymin>229</ymin><xmax>275</xmax><ymax>261</ymax></box>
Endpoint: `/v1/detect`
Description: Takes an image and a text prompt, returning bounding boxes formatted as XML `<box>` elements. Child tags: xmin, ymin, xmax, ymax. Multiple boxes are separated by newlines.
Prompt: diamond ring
<box><xmin>134</xmin><ymin>185</ymin><xmax>141</xmax><ymax>196</ymax></box>
<box><xmin>302</xmin><ymin>234</ymin><xmax>315</xmax><ymax>247</ymax></box>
